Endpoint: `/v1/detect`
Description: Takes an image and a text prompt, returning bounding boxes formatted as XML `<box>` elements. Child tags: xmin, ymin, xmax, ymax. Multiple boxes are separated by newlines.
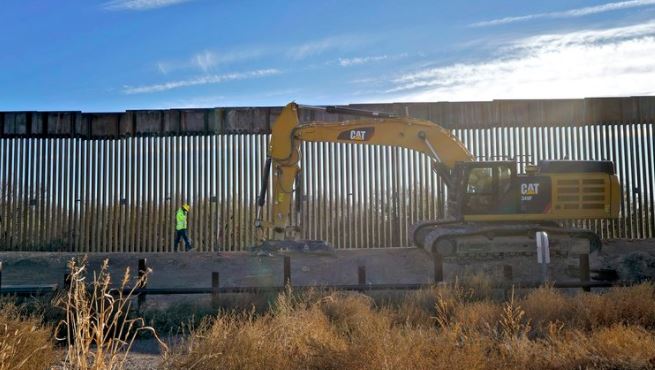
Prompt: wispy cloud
<box><xmin>338</xmin><ymin>53</ymin><xmax>408</xmax><ymax>67</ymax></box>
<box><xmin>339</xmin><ymin>55</ymin><xmax>388</xmax><ymax>67</ymax></box>
<box><xmin>123</xmin><ymin>69</ymin><xmax>281</xmax><ymax>94</ymax></box>
<box><xmin>350</xmin><ymin>77</ymin><xmax>376</xmax><ymax>84</ymax></box>
<box><xmin>155</xmin><ymin>48</ymin><xmax>266</xmax><ymax>74</ymax></box>
<box><xmin>287</xmin><ymin>36</ymin><xmax>364</xmax><ymax>60</ymax></box>
<box><xmin>156</xmin><ymin>61</ymin><xmax>171</xmax><ymax>75</ymax></box>
<box><xmin>288</xmin><ymin>37</ymin><xmax>342</xmax><ymax>60</ymax></box>
<box><xmin>193</xmin><ymin>50</ymin><xmax>217</xmax><ymax>72</ymax></box>
<box><xmin>103</xmin><ymin>0</ymin><xmax>193</xmax><ymax>11</ymax></box>
<box><xmin>156</xmin><ymin>36</ymin><xmax>368</xmax><ymax>75</ymax></box>
<box><xmin>389</xmin><ymin>21</ymin><xmax>655</xmax><ymax>101</ymax></box>
<box><xmin>472</xmin><ymin>0</ymin><xmax>655</xmax><ymax>27</ymax></box>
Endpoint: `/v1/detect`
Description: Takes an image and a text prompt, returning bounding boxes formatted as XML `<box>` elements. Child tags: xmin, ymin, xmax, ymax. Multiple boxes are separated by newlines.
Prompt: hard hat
<box><xmin>182</xmin><ymin>203</ymin><xmax>190</xmax><ymax>212</ymax></box>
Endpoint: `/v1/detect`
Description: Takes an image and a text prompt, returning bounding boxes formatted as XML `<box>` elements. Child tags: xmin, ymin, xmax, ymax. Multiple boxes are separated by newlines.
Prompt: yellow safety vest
<box><xmin>176</xmin><ymin>208</ymin><xmax>187</xmax><ymax>230</ymax></box>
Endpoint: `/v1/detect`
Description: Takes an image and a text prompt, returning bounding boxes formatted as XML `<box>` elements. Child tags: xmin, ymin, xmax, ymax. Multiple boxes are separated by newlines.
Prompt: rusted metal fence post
<box><xmin>283</xmin><ymin>256</ymin><xmax>291</xmax><ymax>287</ymax></box>
<box><xmin>358</xmin><ymin>265</ymin><xmax>366</xmax><ymax>289</ymax></box>
<box><xmin>433</xmin><ymin>252</ymin><xmax>443</xmax><ymax>283</ymax></box>
<box><xmin>579</xmin><ymin>254</ymin><xmax>590</xmax><ymax>292</ymax></box>
<box><xmin>211</xmin><ymin>272</ymin><xmax>220</xmax><ymax>309</ymax></box>
<box><xmin>503</xmin><ymin>265</ymin><xmax>513</xmax><ymax>282</ymax></box>
<box><xmin>138</xmin><ymin>258</ymin><xmax>147</xmax><ymax>309</ymax></box>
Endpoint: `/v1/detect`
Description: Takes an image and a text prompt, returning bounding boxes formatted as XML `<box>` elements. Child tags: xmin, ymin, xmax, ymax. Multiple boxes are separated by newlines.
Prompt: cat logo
<box><xmin>521</xmin><ymin>183</ymin><xmax>540</xmax><ymax>195</ymax></box>
<box><xmin>337</xmin><ymin>127</ymin><xmax>374</xmax><ymax>141</ymax></box>
<box><xmin>521</xmin><ymin>183</ymin><xmax>540</xmax><ymax>201</ymax></box>
<box><xmin>350</xmin><ymin>130</ymin><xmax>367</xmax><ymax>141</ymax></box>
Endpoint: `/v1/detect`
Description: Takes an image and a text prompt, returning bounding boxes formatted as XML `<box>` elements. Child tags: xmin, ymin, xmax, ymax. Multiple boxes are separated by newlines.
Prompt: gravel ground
<box><xmin>50</xmin><ymin>338</ymin><xmax>169</xmax><ymax>370</ymax></box>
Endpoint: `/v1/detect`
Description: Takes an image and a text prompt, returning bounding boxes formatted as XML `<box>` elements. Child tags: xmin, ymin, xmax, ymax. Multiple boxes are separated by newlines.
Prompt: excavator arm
<box><xmin>256</xmin><ymin>102</ymin><xmax>473</xmax><ymax>240</ymax></box>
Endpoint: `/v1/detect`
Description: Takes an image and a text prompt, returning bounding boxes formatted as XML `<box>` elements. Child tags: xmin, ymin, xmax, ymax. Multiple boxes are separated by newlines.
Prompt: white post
<box><xmin>536</xmin><ymin>231</ymin><xmax>550</xmax><ymax>282</ymax></box>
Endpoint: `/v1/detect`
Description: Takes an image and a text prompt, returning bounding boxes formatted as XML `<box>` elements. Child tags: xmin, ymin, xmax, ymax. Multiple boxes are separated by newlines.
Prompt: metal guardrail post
<box><xmin>503</xmin><ymin>265</ymin><xmax>513</xmax><ymax>282</ymax></box>
<box><xmin>283</xmin><ymin>256</ymin><xmax>291</xmax><ymax>286</ymax></box>
<box><xmin>433</xmin><ymin>252</ymin><xmax>443</xmax><ymax>283</ymax></box>
<box><xmin>211</xmin><ymin>272</ymin><xmax>220</xmax><ymax>309</ymax></box>
<box><xmin>358</xmin><ymin>265</ymin><xmax>366</xmax><ymax>289</ymax></box>
<box><xmin>580</xmin><ymin>254</ymin><xmax>591</xmax><ymax>292</ymax></box>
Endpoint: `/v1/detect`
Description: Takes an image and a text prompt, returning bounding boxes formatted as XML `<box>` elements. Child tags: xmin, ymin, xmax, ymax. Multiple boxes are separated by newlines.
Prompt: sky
<box><xmin>1</xmin><ymin>0</ymin><xmax>655</xmax><ymax>111</ymax></box>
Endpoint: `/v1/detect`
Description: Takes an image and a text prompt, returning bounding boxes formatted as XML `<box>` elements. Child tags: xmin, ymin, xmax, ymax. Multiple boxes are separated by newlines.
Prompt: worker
<box><xmin>174</xmin><ymin>203</ymin><xmax>193</xmax><ymax>252</ymax></box>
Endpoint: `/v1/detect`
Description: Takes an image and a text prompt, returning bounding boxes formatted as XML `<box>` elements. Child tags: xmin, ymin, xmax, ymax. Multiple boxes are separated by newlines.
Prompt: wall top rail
<box><xmin>2</xmin><ymin>96</ymin><xmax>655</xmax><ymax>138</ymax></box>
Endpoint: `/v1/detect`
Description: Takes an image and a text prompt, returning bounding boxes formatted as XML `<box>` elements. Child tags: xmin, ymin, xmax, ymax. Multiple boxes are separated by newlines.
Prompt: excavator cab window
<box><xmin>464</xmin><ymin>167</ymin><xmax>494</xmax><ymax>213</ymax></box>
<box><xmin>498</xmin><ymin>166</ymin><xmax>512</xmax><ymax>194</ymax></box>
<box><xmin>466</xmin><ymin>167</ymin><xmax>494</xmax><ymax>194</ymax></box>
<box><xmin>463</xmin><ymin>163</ymin><xmax>515</xmax><ymax>215</ymax></box>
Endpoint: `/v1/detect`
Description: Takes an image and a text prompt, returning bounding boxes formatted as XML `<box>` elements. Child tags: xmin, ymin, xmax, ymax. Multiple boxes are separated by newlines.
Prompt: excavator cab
<box><xmin>454</xmin><ymin>161</ymin><xmax>516</xmax><ymax>216</ymax></box>
<box><xmin>463</xmin><ymin>162</ymin><xmax>514</xmax><ymax>214</ymax></box>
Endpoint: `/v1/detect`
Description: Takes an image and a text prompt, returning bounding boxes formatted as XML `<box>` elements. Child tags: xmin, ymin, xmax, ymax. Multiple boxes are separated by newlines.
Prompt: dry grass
<box><xmin>2</xmin><ymin>278</ymin><xmax>655</xmax><ymax>369</ymax></box>
<box><xmin>0</xmin><ymin>303</ymin><xmax>58</xmax><ymax>370</ymax></box>
<box><xmin>1</xmin><ymin>258</ymin><xmax>167</xmax><ymax>370</ymax></box>
<box><xmin>56</xmin><ymin>257</ymin><xmax>166</xmax><ymax>370</ymax></box>
<box><xmin>164</xmin><ymin>283</ymin><xmax>655</xmax><ymax>370</ymax></box>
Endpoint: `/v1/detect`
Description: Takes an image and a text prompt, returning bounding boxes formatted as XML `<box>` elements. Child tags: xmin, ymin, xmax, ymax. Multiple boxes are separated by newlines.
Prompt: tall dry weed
<box><xmin>56</xmin><ymin>257</ymin><xmax>166</xmax><ymax>370</ymax></box>
<box><xmin>393</xmin><ymin>287</ymin><xmax>441</xmax><ymax>327</ymax></box>
<box><xmin>499</xmin><ymin>289</ymin><xmax>530</xmax><ymax>339</ymax></box>
<box><xmin>520</xmin><ymin>285</ymin><xmax>572</xmax><ymax>334</ymax></box>
<box><xmin>451</xmin><ymin>301</ymin><xmax>501</xmax><ymax>335</ymax></box>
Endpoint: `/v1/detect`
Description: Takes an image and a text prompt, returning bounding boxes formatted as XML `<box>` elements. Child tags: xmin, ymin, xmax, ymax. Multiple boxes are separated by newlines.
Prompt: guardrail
<box><xmin>0</xmin><ymin>257</ymin><xmax>623</xmax><ymax>308</ymax></box>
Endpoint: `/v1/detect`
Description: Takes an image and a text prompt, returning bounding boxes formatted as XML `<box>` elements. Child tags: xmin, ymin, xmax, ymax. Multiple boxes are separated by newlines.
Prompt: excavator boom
<box><xmin>258</xmin><ymin>102</ymin><xmax>473</xmax><ymax>240</ymax></box>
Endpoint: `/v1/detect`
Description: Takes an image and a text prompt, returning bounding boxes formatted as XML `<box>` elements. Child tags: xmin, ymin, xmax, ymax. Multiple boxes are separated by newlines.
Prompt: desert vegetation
<box><xmin>2</xmin><ymin>264</ymin><xmax>655</xmax><ymax>369</ymax></box>
<box><xmin>55</xmin><ymin>258</ymin><xmax>164</xmax><ymax>369</ymax></box>
<box><xmin>1</xmin><ymin>258</ymin><xmax>164</xmax><ymax>369</ymax></box>
<box><xmin>163</xmin><ymin>283</ymin><xmax>655</xmax><ymax>370</ymax></box>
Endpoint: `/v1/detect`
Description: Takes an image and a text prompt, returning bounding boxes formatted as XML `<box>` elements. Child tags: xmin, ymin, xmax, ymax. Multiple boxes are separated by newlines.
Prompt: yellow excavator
<box><xmin>255</xmin><ymin>102</ymin><xmax>621</xmax><ymax>279</ymax></box>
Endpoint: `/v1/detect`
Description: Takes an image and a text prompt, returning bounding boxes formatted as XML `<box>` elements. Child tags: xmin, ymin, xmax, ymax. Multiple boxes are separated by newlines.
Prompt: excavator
<box><xmin>255</xmin><ymin>102</ymin><xmax>621</xmax><ymax>280</ymax></box>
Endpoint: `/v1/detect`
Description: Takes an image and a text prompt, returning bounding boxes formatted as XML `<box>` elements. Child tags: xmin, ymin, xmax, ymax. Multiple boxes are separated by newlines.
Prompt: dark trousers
<box><xmin>175</xmin><ymin>229</ymin><xmax>191</xmax><ymax>251</ymax></box>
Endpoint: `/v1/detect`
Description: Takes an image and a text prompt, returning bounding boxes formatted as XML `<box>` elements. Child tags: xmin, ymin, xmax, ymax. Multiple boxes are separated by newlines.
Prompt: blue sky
<box><xmin>1</xmin><ymin>0</ymin><xmax>655</xmax><ymax>111</ymax></box>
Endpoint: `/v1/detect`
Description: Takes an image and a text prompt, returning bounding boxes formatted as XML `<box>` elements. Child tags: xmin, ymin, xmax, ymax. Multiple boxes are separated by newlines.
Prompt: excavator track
<box><xmin>412</xmin><ymin>220</ymin><xmax>601</xmax><ymax>261</ymax></box>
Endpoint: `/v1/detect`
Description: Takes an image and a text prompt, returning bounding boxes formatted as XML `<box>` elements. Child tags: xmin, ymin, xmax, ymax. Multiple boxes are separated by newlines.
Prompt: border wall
<box><xmin>1</xmin><ymin>97</ymin><xmax>654</xmax><ymax>252</ymax></box>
